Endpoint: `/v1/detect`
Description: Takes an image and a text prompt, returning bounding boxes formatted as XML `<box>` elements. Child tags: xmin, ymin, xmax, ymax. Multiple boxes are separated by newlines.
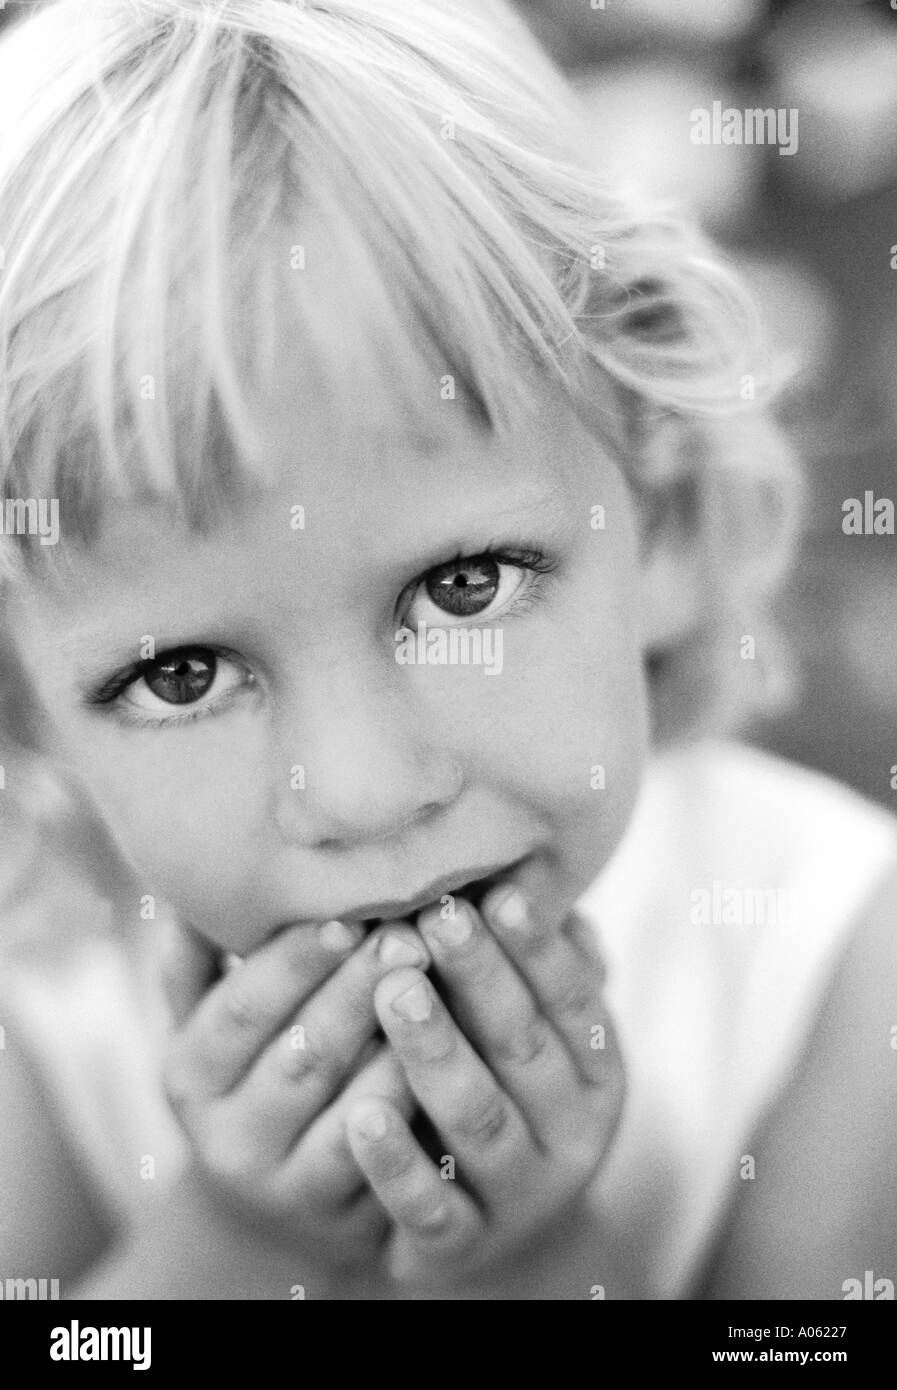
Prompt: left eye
<box><xmin>406</xmin><ymin>555</ymin><xmax>528</xmax><ymax>623</ymax></box>
<box><xmin>119</xmin><ymin>647</ymin><xmax>247</xmax><ymax>716</ymax></box>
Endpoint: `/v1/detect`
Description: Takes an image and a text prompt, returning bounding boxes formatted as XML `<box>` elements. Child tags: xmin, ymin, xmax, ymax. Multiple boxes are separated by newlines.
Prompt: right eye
<box><xmin>135</xmin><ymin>649</ymin><xmax>220</xmax><ymax>707</ymax></box>
<box><xmin>91</xmin><ymin>645</ymin><xmax>256</xmax><ymax>728</ymax></box>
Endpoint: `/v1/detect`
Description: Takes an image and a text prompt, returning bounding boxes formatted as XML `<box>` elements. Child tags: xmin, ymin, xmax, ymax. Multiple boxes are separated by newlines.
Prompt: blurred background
<box><xmin>0</xmin><ymin>0</ymin><xmax>890</xmax><ymax>1301</ymax></box>
<box><xmin>1</xmin><ymin>0</ymin><xmax>896</xmax><ymax>813</ymax></box>
<box><xmin>511</xmin><ymin>0</ymin><xmax>897</xmax><ymax>809</ymax></box>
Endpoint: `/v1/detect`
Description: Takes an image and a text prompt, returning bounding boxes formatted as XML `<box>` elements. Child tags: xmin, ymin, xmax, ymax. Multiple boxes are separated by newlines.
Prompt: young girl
<box><xmin>1</xmin><ymin>0</ymin><xmax>895</xmax><ymax>1301</ymax></box>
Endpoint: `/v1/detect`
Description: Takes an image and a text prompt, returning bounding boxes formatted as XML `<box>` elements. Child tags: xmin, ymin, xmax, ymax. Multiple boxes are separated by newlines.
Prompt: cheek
<box><xmin>469</xmin><ymin>544</ymin><xmax>649</xmax><ymax>869</ymax></box>
<box><xmin>425</xmin><ymin>573</ymin><xmax>648</xmax><ymax>878</ymax></box>
<box><xmin>59</xmin><ymin>717</ymin><xmax>270</xmax><ymax>941</ymax></box>
<box><xmin>513</xmin><ymin>624</ymin><xmax>647</xmax><ymax>850</ymax></box>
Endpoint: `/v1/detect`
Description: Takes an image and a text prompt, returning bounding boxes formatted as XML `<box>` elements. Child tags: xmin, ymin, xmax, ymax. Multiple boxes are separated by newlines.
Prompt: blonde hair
<box><xmin>0</xmin><ymin>0</ymin><xmax>801</xmax><ymax>747</ymax></box>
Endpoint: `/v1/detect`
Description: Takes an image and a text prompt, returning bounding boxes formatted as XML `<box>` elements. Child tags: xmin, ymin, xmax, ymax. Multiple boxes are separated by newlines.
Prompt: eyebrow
<box><xmin>391</xmin><ymin>485</ymin><xmax>572</xmax><ymax>573</ymax></box>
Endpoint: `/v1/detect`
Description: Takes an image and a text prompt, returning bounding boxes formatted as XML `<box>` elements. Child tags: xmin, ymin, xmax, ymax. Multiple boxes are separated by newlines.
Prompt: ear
<box><xmin>635</xmin><ymin>472</ymin><xmax>708</xmax><ymax>659</ymax></box>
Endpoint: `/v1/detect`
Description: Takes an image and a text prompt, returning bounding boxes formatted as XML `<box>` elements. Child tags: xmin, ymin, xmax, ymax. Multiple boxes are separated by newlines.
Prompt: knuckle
<box><xmin>376</xmin><ymin>1140</ymin><xmax>420</xmax><ymax>1187</ymax></box>
<box><xmin>551</xmin><ymin>981</ymin><xmax>595</xmax><ymax>1018</ymax></box>
<box><xmin>553</xmin><ymin>984</ymin><xmax>595</xmax><ymax>1017</ymax></box>
<box><xmin>494</xmin><ymin>1015</ymin><xmax>552</xmax><ymax>1068</ymax></box>
<box><xmin>275</xmin><ymin>1024</ymin><xmax>317</xmax><ymax>1077</ymax></box>
<box><xmin>454</xmin><ymin>1090</ymin><xmax>510</xmax><ymax>1147</ymax></box>
<box><xmin>398</xmin><ymin>1222</ymin><xmax>479</xmax><ymax>1282</ymax></box>
<box><xmin>221</xmin><ymin>981</ymin><xmax>258</xmax><ymax>1032</ymax></box>
<box><xmin>278</xmin><ymin>1030</ymin><xmax>337</xmax><ymax>1095</ymax></box>
<box><xmin>400</xmin><ymin>1186</ymin><xmax>450</xmax><ymax>1233</ymax></box>
<box><xmin>402</xmin><ymin>1020</ymin><xmax>456</xmax><ymax>1067</ymax></box>
<box><xmin>421</xmin><ymin>1032</ymin><xmax>458</xmax><ymax>1067</ymax></box>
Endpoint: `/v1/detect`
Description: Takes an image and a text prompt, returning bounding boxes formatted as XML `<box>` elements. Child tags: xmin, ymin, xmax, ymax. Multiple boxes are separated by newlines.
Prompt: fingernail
<box><xmin>378</xmin><ymin>933</ymin><xmax>426</xmax><ymax>969</ymax></box>
<box><xmin>391</xmin><ymin>980</ymin><xmax>432</xmax><ymax>1023</ymax></box>
<box><xmin>491</xmin><ymin>886</ymin><xmax>528</xmax><ymax>930</ymax></box>
<box><xmin>319</xmin><ymin>919</ymin><xmax>361</xmax><ymax>952</ymax></box>
<box><xmin>430</xmin><ymin>903</ymin><xmax>473</xmax><ymax>947</ymax></box>
<box><xmin>351</xmin><ymin>1105</ymin><xmax>390</xmax><ymax>1142</ymax></box>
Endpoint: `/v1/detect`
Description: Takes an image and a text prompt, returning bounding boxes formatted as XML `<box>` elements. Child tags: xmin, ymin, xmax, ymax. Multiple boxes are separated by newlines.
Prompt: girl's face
<box><xmin>10</xmin><ymin>387</ymin><xmax>651</xmax><ymax>952</ymax></box>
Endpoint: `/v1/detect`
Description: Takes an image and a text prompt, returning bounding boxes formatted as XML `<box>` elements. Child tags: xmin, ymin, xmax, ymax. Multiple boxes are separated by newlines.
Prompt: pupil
<box><xmin>427</xmin><ymin>557</ymin><xmax>498</xmax><ymax>616</ymax></box>
<box><xmin>144</xmin><ymin>651</ymin><xmax>216</xmax><ymax>705</ymax></box>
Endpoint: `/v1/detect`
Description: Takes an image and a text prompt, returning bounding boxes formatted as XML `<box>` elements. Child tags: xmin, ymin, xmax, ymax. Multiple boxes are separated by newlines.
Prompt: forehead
<box><xmin>5</xmin><ymin>394</ymin><xmax>636</xmax><ymax>711</ymax></box>
<box><xmin>7</xmin><ymin>391</ymin><xmax>636</xmax><ymax>696</ymax></box>
<box><xmin>34</xmin><ymin>383</ymin><xmax>622</xmax><ymax>589</ymax></box>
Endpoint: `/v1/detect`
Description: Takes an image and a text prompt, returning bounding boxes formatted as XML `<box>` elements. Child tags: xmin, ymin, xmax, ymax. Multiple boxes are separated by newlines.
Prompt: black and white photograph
<box><xmin>0</xmin><ymin>0</ymin><xmax>895</xmax><ymax>1338</ymax></box>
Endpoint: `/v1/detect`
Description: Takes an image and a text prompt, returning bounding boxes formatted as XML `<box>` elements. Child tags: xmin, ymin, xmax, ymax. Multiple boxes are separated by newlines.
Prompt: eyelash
<box><xmin>86</xmin><ymin>545</ymin><xmax>558</xmax><ymax>730</ymax></box>
<box><xmin>85</xmin><ymin>646</ymin><xmax>255</xmax><ymax>731</ymax></box>
<box><xmin>398</xmin><ymin>545</ymin><xmax>556</xmax><ymax>626</ymax></box>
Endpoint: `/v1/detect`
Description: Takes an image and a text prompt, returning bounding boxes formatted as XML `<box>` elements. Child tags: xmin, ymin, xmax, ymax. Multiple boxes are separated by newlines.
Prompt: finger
<box><xmin>479</xmin><ymin>884</ymin><xmax>619</xmax><ymax>1086</ymax></box>
<box><xmin>416</xmin><ymin>896</ymin><xmax>582</xmax><ymax>1142</ymax></box>
<box><xmin>165</xmin><ymin>917</ymin><xmax>365</xmax><ymax>1101</ymax></box>
<box><xmin>346</xmin><ymin>1098</ymin><xmax>482</xmax><ymax>1270</ymax></box>
<box><xmin>562</xmin><ymin>908</ymin><xmax>609</xmax><ymax>986</ymax></box>
<box><xmin>374</xmin><ymin>968</ymin><xmax>533</xmax><ymax>1195</ymax></box>
<box><xmin>210</xmin><ymin>924</ymin><xmax>430</xmax><ymax>1155</ymax></box>
<box><xmin>158</xmin><ymin>918</ymin><xmax>221</xmax><ymax>1027</ymax></box>
<box><xmin>280</xmin><ymin>1045</ymin><xmax>416</xmax><ymax>1208</ymax></box>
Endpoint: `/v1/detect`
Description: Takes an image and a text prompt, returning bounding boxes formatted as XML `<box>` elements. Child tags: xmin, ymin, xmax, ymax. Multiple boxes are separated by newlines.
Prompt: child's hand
<box><xmin>158</xmin><ymin>916</ymin><xmax>429</xmax><ymax>1270</ymax></box>
<box><xmin>345</xmin><ymin>887</ymin><xmax>624</xmax><ymax>1288</ymax></box>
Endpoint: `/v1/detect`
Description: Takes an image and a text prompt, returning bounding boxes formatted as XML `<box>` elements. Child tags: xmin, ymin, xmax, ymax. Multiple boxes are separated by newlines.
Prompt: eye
<box><xmin>403</xmin><ymin>550</ymin><xmax>554</xmax><ymax>626</ymax></box>
<box><xmin>139</xmin><ymin>650</ymin><xmax>219</xmax><ymax>706</ymax></box>
<box><xmin>90</xmin><ymin>645</ymin><xmax>255</xmax><ymax>727</ymax></box>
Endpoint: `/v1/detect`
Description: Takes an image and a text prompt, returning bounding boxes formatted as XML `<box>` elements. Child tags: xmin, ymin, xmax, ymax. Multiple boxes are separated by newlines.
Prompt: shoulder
<box><xmin>650</xmin><ymin>738</ymin><xmax>897</xmax><ymax>919</ymax></box>
<box><xmin>0</xmin><ymin>994</ymin><xmax>115</xmax><ymax>1281</ymax></box>
<box><xmin>654</xmin><ymin>736</ymin><xmax>897</xmax><ymax>839</ymax></box>
<box><xmin>698</xmin><ymin>852</ymin><xmax>897</xmax><ymax>1299</ymax></box>
<box><xmin>591</xmin><ymin>737</ymin><xmax>897</xmax><ymax>947</ymax></box>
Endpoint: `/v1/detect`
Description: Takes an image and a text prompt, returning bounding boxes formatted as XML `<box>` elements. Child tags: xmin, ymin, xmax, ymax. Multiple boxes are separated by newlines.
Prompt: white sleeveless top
<box><xmin>4</xmin><ymin>740</ymin><xmax>897</xmax><ymax>1295</ymax></box>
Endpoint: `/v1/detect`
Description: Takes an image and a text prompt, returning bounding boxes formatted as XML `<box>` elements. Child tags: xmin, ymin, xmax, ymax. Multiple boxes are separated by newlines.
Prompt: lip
<box><xmin>341</xmin><ymin>856</ymin><xmax>529</xmax><ymax>925</ymax></box>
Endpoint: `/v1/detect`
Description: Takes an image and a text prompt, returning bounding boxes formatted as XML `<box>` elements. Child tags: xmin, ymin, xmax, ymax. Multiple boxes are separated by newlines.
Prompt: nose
<box><xmin>270</xmin><ymin>644</ymin><xmax>463</xmax><ymax>849</ymax></box>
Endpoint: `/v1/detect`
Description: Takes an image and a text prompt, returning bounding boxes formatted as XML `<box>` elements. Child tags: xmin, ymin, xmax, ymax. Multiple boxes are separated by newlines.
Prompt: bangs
<box><xmin>0</xmin><ymin>0</ymin><xmax>611</xmax><ymax>568</ymax></box>
<box><xmin>0</xmin><ymin>0</ymin><xmax>804</xmax><ymax>741</ymax></box>
<box><xmin>0</xmin><ymin>0</ymin><xmax>789</xmax><ymax>591</ymax></box>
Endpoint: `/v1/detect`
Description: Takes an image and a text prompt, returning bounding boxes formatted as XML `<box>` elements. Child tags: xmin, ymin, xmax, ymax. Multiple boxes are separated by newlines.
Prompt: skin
<box><xmin>12</xmin><ymin>398</ymin><xmax>649</xmax><ymax>947</ymax></box>
<box><xmin>6</xmin><ymin>372</ymin><xmax>896</xmax><ymax>1299</ymax></box>
<box><xmin>7</xmin><ymin>377</ymin><xmax>672</xmax><ymax>1291</ymax></box>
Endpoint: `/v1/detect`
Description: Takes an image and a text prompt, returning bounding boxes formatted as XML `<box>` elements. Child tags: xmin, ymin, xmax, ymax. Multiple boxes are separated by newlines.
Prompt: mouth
<box><xmin>357</xmin><ymin>856</ymin><xmax>529</xmax><ymax>930</ymax></box>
